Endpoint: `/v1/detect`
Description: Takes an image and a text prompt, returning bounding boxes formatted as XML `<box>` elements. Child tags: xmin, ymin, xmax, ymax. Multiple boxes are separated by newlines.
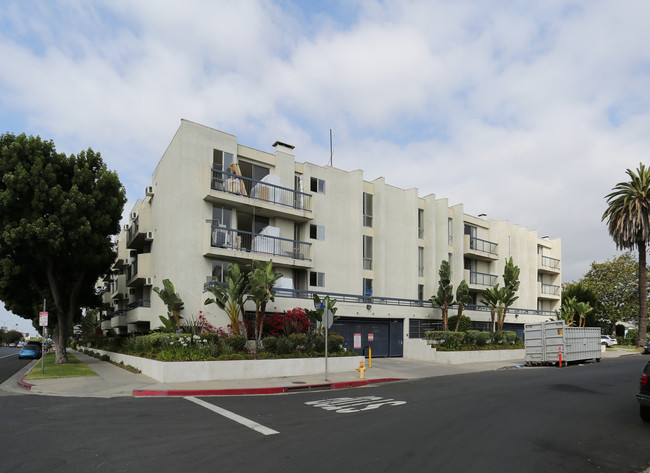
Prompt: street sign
<box><xmin>324</xmin><ymin>309</ymin><xmax>334</xmax><ymax>329</ymax></box>
<box><xmin>368</xmin><ymin>333</ymin><xmax>374</xmax><ymax>342</ymax></box>
<box><xmin>39</xmin><ymin>312</ymin><xmax>48</xmax><ymax>327</ymax></box>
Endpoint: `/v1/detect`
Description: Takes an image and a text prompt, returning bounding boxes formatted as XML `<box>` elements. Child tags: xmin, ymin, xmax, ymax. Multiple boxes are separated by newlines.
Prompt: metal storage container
<box><xmin>524</xmin><ymin>321</ymin><xmax>601</xmax><ymax>365</ymax></box>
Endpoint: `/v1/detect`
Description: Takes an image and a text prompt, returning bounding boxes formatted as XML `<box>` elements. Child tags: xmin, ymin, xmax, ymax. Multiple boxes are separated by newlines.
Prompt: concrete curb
<box><xmin>16</xmin><ymin>374</ymin><xmax>33</xmax><ymax>391</ymax></box>
<box><xmin>133</xmin><ymin>377</ymin><xmax>406</xmax><ymax>397</ymax></box>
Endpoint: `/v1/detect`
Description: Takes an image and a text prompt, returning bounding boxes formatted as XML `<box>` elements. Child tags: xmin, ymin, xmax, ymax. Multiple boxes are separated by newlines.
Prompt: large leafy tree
<box><xmin>0</xmin><ymin>133</ymin><xmax>125</xmax><ymax>363</ymax></box>
<box><xmin>430</xmin><ymin>260</ymin><xmax>454</xmax><ymax>331</ymax></box>
<box><xmin>578</xmin><ymin>252</ymin><xmax>639</xmax><ymax>332</ymax></box>
<box><xmin>602</xmin><ymin>163</ymin><xmax>650</xmax><ymax>349</ymax></box>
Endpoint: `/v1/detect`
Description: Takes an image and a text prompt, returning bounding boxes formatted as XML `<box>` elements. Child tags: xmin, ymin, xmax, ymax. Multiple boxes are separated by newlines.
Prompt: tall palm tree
<box><xmin>602</xmin><ymin>163</ymin><xmax>650</xmax><ymax>348</ymax></box>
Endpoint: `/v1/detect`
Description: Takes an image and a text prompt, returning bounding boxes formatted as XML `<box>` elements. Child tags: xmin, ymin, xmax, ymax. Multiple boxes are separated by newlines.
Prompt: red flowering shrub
<box><xmin>264</xmin><ymin>308</ymin><xmax>310</xmax><ymax>337</ymax></box>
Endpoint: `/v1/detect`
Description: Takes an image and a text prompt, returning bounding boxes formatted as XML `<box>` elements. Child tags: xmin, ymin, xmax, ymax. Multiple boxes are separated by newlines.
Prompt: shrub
<box><xmin>447</xmin><ymin>315</ymin><xmax>472</xmax><ymax>332</ymax></box>
<box><xmin>262</xmin><ymin>336</ymin><xmax>278</xmax><ymax>354</ymax></box>
<box><xmin>100</xmin><ymin>354</ymin><xmax>110</xmax><ymax>362</ymax></box>
<box><xmin>442</xmin><ymin>332</ymin><xmax>465</xmax><ymax>349</ymax></box>
<box><xmin>328</xmin><ymin>333</ymin><xmax>344</xmax><ymax>353</ymax></box>
<box><xmin>289</xmin><ymin>333</ymin><xmax>308</xmax><ymax>351</ymax></box>
<box><xmin>226</xmin><ymin>335</ymin><xmax>247</xmax><ymax>353</ymax></box>
<box><xmin>276</xmin><ymin>336</ymin><xmax>294</xmax><ymax>355</ymax></box>
<box><xmin>464</xmin><ymin>330</ymin><xmax>481</xmax><ymax>346</ymax></box>
<box><xmin>476</xmin><ymin>332</ymin><xmax>492</xmax><ymax>346</ymax></box>
<box><xmin>265</xmin><ymin>308</ymin><xmax>311</xmax><ymax>337</ymax></box>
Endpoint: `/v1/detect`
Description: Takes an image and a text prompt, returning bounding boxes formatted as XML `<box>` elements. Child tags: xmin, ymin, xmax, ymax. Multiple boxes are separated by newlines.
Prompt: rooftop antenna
<box><xmin>329</xmin><ymin>129</ymin><xmax>333</xmax><ymax>166</ymax></box>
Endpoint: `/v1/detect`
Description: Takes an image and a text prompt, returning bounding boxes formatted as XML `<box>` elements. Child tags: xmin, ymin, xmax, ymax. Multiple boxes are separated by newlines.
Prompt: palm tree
<box><xmin>574</xmin><ymin>301</ymin><xmax>593</xmax><ymax>328</ymax></box>
<box><xmin>248</xmin><ymin>260</ymin><xmax>282</xmax><ymax>352</ymax></box>
<box><xmin>153</xmin><ymin>279</ymin><xmax>185</xmax><ymax>330</ymax></box>
<box><xmin>454</xmin><ymin>280</ymin><xmax>472</xmax><ymax>331</ymax></box>
<box><xmin>204</xmin><ymin>263</ymin><xmax>249</xmax><ymax>336</ymax></box>
<box><xmin>602</xmin><ymin>163</ymin><xmax>650</xmax><ymax>348</ymax></box>
<box><xmin>481</xmin><ymin>285</ymin><xmax>502</xmax><ymax>333</ymax></box>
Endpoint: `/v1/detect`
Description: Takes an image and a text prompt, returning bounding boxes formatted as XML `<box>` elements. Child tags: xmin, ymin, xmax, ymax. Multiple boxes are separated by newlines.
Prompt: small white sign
<box><xmin>353</xmin><ymin>333</ymin><xmax>361</xmax><ymax>349</ymax></box>
<box><xmin>368</xmin><ymin>333</ymin><xmax>374</xmax><ymax>342</ymax></box>
<box><xmin>39</xmin><ymin>312</ymin><xmax>48</xmax><ymax>327</ymax></box>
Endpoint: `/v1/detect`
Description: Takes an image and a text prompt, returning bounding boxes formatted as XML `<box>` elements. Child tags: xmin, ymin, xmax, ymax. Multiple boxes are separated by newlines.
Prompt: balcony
<box><xmin>204</xmin><ymin>224</ymin><xmax>312</xmax><ymax>268</ymax></box>
<box><xmin>126</xmin><ymin>299</ymin><xmax>151</xmax><ymax>324</ymax></box>
<box><xmin>110</xmin><ymin>274</ymin><xmax>127</xmax><ymax>300</ymax></box>
<box><xmin>109</xmin><ymin>310</ymin><xmax>127</xmax><ymax>328</ymax></box>
<box><xmin>127</xmin><ymin>207</ymin><xmax>153</xmax><ymax>250</ymax></box>
<box><xmin>539</xmin><ymin>283</ymin><xmax>561</xmax><ymax>300</ymax></box>
<box><xmin>126</xmin><ymin>253</ymin><xmax>152</xmax><ymax>287</ymax></box>
<box><xmin>465</xmin><ymin>269</ymin><xmax>498</xmax><ymax>290</ymax></box>
<box><xmin>538</xmin><ymin>255</ymin><xmax>561</xmax><ymax>274</ymax></box>
<box><xmin>464</xmin><ymin>235</ymin><xmax>498</xmax><ymax>261</ymax></box>
<box><xmin>205</xmin><ymin>169</ymin><xmax>313</xmax><ymax>222</ymax></box>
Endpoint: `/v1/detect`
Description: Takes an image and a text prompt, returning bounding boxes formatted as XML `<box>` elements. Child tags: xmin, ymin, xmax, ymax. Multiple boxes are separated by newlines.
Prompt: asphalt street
<box><xmin>0</xmin><ymin>352</ymin><xmax>648</xmax><ymax>473</ymax></box>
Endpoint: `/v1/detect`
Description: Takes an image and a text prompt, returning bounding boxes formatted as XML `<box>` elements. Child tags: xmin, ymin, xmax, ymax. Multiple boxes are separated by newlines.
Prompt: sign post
<box><xmin>39</xmin><ymin>300</ymin><xmax>48</xmax><ymax>374</ymax></box>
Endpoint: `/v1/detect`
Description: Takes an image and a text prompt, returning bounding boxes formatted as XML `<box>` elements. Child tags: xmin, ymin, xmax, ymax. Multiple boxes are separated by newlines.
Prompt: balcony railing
<box><xmin>541</xmin><ymin>256</ymin><xmax>560</xmax><ymax>270</ymax></box>
<box><xmin>127</xmin><ymin>299</ymin><xmax>151</xmax><ymax>311</ymax></box>
<box><xmin>469</xmin><ymin>237</ymin><xmax>498</xmax><ymax>256</ymax></box>
<box><xmin>108</xmin><ymin>309</ymin><xmax>126</xmax><ymax>319</ymax></box>
<box><xmin>211</xmin><ymin>169</ymin><xmax>311</xmax><ymax>212</ymax></box>
<box><xmin>469</xmin><ymin>271</ymin><xmax>498</xmax><ymax>286</ymax></box>
<box><xmin>541</xmin><ymin>283</ymin><xmax>560</xmax><ymax>296</ymax></box>
<box><xmin>211</xmin><ymin>225</ymin><xmax>311</xmax><ymax>260</ymax></box>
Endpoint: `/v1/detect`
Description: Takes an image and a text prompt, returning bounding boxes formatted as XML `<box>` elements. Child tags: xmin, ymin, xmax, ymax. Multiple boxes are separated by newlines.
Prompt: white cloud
<box><xmin>0</xmin><ymin>0</ymin><xmax>649</xmax><ymax>297</ymax></box>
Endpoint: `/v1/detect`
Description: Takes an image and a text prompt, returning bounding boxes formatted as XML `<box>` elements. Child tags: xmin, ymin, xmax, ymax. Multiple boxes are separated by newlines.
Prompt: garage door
<box><xmin>331</xmin><ymin>318</ymin><xmax>403</xmax><ymax>357</ymax></box>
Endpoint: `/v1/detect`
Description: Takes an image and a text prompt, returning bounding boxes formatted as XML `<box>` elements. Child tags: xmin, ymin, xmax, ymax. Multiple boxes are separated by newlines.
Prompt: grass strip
<box><xmin>25</xmin><ymin>352</ymin><xmax>98</xmax><ymax>380</ymax></box>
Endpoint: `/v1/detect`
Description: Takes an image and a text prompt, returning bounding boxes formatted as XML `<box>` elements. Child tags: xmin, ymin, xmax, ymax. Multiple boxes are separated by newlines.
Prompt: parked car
<box><xmin>18</xmin><ymin>343</ymin><xmax>42</xmax><ymax>359</ymax></box>
<box><xmin>601</xmin><ymin>335</ymin><xmax>618</xmax><ymax>347</ymax></box>
<box><xmin>637</xmin><ymin>361</ymin><xmax>650</xmax><ymax>422</ymax></box>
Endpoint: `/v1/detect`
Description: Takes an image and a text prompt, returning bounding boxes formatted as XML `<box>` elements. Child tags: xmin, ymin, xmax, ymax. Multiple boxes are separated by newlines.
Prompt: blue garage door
<box><xmin>331</xmin><ymin>319</ymin><xmax>403</xmax><ymax>357</ymax></box>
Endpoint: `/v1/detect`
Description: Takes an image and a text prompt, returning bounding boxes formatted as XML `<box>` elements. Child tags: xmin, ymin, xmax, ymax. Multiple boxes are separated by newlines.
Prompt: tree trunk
<box><xmin>638</xmin><ymin>240</ymin><xmax>648</xmax><ymax>348</ymax></box>
<box><xmin>455</xmin><ymin>306</ymin><xmax>463</xmax><ymax>331</ymax></box>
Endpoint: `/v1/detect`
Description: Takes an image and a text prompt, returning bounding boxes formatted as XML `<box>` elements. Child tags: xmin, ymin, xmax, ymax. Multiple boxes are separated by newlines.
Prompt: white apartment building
<box><xmin>100</xmin><ymin>119</ymin><xmax>562</xmax><ymax>357</ymax></box>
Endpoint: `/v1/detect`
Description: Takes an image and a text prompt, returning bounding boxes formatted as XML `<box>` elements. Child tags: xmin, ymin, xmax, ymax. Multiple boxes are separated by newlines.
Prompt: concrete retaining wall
<box><xmin>90</xmin><ymin>348</ymin><xmax>364</xmax><ymax>383</ymax></box>
<box><xmin>404</xmin><ymin>339</ymin><xmax>525</xmax><ymax>365</ymax></box>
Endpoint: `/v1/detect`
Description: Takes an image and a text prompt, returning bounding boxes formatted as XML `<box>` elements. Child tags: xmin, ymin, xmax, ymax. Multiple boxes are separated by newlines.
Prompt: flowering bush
<box><xmin>265</xmin><ymin>308</ymin><xmax>311</xmax><ymax>337</ymax></box>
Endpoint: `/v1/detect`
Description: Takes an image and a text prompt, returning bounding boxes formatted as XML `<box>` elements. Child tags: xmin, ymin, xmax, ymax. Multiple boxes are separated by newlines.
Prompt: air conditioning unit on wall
<box><xmin>145</xmin><ymin>231</ymin><xmax>153</xmax><ymax>241</ymax></box>
<box><xmin>145</xmin><ymin>186</ymin><xmax>154</xmax><ymax>196</ymax></box>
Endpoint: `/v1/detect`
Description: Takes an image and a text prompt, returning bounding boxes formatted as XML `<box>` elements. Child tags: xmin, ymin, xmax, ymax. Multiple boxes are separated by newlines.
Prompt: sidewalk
<box><xmin>0</xmin><ymin>347</ymin><xmax>638</xmax><ymax>398</ymax></box>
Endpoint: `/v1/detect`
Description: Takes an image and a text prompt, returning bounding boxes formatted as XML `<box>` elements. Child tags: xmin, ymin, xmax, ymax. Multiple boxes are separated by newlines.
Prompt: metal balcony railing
<box><xmin>541</xmin><ymin>283</ymin><xmax>560</xmax><ymax>295</ymax></box>
<box><xmin>469</xmin><ymin>271</ymin><xmax>498</xmax><ymax>286</ymax></box>
<box><xmin>127</xmin><ymin>299</ymin><xmax>151</xmax><ymax>311</ymax></box>
<box><xmin>541</xmin><ymin>256</ymin><xmax>560</xmax><ymax>270</ymax></box>
<box><xmin>211</xmin><ymin>169</ymin><xmax>311</xmax><ymax>212</ymax></box>
<box><xmin>210</xmin><ymin>225</ymin><xmax>311</xmax><ymax>261</ymax></box>
<box><xmin>469</xmin><ymin>236</ymin><xmax>498</xmax><ymax>256</ymax></box>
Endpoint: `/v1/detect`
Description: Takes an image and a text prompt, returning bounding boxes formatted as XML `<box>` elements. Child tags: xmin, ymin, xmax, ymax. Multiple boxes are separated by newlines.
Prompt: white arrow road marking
<box><xmin>185</xmin><ymin>396</ymin><xmax>279</xmax><ymax>436</ymax></box>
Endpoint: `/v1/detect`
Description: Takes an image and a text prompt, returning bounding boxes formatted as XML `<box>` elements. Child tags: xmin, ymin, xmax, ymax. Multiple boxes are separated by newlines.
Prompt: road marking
<box><xmin>305</xmin><ymin>396</ymin><xmax>406</xmax><ymax>413</ymax></box>
<box><xmin>0</xmin><ymin>353</ymin><xmax>20</xmax><ymax>360</ymax></box>
<box><xmin>184</xmin><ymin>396</ymin><xmax>279</xmax><ymax>436</ymax></box>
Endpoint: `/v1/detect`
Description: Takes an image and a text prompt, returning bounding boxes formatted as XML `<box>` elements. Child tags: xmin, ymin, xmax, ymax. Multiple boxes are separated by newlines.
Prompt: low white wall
<box><xmin>404</xmin><ymin>339</ymin><xmax>525</xmax><ymax>365</ymax></box>
<box><xmin>89</xmin><ymin>349</ymin><xmax>364</xmax><ymax>383</ymax></box>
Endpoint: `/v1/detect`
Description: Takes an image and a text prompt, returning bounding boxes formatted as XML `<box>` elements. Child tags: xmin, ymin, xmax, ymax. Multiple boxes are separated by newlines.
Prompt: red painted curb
<box><xmin>17</xmin><ymin>374</ymin><xmax>34</xmax><ymax>391</ymax></box>
<box><xmin>133</xmin><ymin>378</ymin><xmax>405</xmax><ymax>397</ymax></box>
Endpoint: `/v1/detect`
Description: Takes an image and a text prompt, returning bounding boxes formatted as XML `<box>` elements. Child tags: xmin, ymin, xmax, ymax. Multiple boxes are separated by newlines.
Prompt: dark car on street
<box><xmin>18</xmin><ymin>343</ymin><xmax>42</xmax><ymax>359</ymax></box>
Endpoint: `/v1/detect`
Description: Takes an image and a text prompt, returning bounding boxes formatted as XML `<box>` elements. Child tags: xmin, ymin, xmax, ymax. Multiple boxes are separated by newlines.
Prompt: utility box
<box><xmin>524</xmin><ymin>321</ymin><xmax>601</xmax><ymax>365</ymax></box>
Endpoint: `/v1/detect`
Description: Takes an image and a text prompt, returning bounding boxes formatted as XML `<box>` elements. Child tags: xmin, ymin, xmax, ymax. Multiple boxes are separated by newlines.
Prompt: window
<box><xmin>448</xmin><ymin>218</ymin><xmax>453</xmax><ymax>245</ymax></box>
<box><xmin>310</xmin><ymin>177</ymin><xmax>326</xmax><ymax>193</ymax></box>
<box><xmin>418</xmin><ymin>209</ymin><xmax>424</xmax><ymax>239</ymax></box>
<box><xmin>418</xmin><ymin>247</ymin><xmax>424</xmax><ymax>277</ymax></box>
<box><xmin>212</xmin><ymin>205</ymin><xmax>232</xmax><ymax>227</ymax></box>
<box><xmin>213</xmin><ymin>149</ymin><xmax>234</xmax><ymax>171</ymax></box>
<box><xmin>310</xmin><ymin>271</ymin><xmax>325</xmax><ymax>287</ymax></box>
<box><xmin>310</xmin><ymin>224</ymin><xmax>325</xmax><ymax>240</ymax></box>
<box><xmin>363</xmin><ymin>193</ymin><xmax>373</xmax><ymax>227</ymax></box>
<box><xmin>448</xmin><ymin>253</ymin><xmax>453</xmax><ymax>279</ymax></box>
<box><xmin>418</xmin><ymin>284</ymin><xmax>424</xmax><ymax>301</ymax></box>
<box><xmin>363</xmin><ymin>278</ymin><xmax>373</xmax><ymax>297</ymax></box>
<box><xmin>211</xmin><ymin>260</ymin><xmax>228</xmax><ymax>283</ymax></box>
<box><xmin>363</xmin><ymin>236</ymin><xmax>373</xmax><ymax>270</ymax></box>
<box><xmin>238</xmin><ymin>160</ymin><xmax>269</xmax><ymax>182</ymax></box>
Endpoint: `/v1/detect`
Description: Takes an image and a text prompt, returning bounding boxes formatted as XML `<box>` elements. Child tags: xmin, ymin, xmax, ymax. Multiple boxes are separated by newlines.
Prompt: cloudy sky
<box><xmin>1</xmin><ymin>0</ymin><xmax>649</xmax><ymax>334</ymax></box>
